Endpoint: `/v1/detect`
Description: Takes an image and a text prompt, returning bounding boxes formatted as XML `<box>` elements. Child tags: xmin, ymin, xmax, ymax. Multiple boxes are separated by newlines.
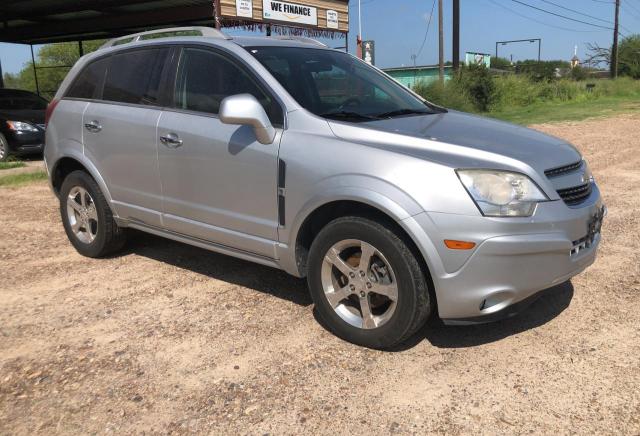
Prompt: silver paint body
<box><xmin>45</xmin><ymin>35</ymin><xmax>604</xmax><ymax>322</ymax></box>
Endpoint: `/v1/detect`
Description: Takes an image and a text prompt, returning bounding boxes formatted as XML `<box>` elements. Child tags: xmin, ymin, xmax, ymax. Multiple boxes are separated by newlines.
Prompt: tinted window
<box><xmin>102</xmin><ymin>49</ymin><xmax>168</xmax><ymax>105</ymax></box>
<box><xmin>248</xmin><ymin>46</ymin><xmax>436</xmax><ymax>122</ymax></box>
<box><xmin>174</xmin><ymin>48</ymin><xmax>282</xmax><ymax>125</ymax></box>
<box><xmin>66</xmin><ymin>58</ymin><xmax>109</xmax><ymax>99</ymax></box>
<box><xmin>0</xmin><ymin>92</ymin><xmax>48</xmax><ymax>110</ymax></box>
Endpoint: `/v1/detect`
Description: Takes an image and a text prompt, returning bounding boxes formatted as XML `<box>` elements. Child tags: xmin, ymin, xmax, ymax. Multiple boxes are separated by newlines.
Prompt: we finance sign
<box><xmin>262</xmin><ymin>0</ymin><xmax>318</xmax><ymax>26</ymax></box>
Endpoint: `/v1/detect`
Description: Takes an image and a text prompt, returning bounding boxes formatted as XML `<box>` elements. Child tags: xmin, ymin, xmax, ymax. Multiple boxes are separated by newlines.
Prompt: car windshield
<box><xmin>247</xmin><ymin>46</ymin><xmax>439</xmax><ymax>122</ymax></box>
<box><xmin>0</xmin><ymin>92</ymin><xmax>48</xmax><ymax>110</ymax></box>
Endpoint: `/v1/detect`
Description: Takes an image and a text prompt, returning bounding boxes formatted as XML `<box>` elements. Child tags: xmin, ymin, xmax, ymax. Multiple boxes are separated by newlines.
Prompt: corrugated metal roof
<box><xmin>0</xmin><ymin>0</ymin><xmax>215</xmax><ymax>44</ymax></box>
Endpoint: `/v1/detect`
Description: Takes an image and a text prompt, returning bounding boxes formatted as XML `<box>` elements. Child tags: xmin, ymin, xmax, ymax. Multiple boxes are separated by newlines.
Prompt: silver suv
<box><xmin>45</xmin><ymin>27</ymin><xmax>605</xmax><ymax>349</ymax></box>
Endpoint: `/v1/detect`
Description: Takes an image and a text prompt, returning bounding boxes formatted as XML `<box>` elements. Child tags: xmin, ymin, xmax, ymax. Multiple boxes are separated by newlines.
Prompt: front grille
<box><xmin>570</xmin><ymin>235</ymin><xmax>593</xmax><ymax>256</ymax></box>
<box><xmin>544</xmin><ymin>160</ymin><xmax>583</xmax><ymax>178</ymax></box>
<box><xmin>557</xmin><ymin>182</ymin><xmax>592</xmax><ymax>206</ymax></box>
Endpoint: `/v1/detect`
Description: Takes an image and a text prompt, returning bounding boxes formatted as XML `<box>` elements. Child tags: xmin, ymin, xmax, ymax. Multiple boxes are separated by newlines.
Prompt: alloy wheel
<box><xmin>321</xmin><ymin>239</ymin><xmax>398</xmax><ymax>329</ymax></box>
<box><xmin>66</xmin><ymin>186</ymin><xmax>98</xmax><ymax>244</ymax></box>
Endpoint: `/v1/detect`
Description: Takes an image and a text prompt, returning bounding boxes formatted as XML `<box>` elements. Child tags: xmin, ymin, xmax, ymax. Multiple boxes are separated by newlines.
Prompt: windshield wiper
<box><xmin>374</xmin><ymin>108</ymin><xmax>434</xmax><ymax>119</ymax></box>
<box><xmin>320</xmin><ymin>111</ymin><xmax>380</xmax><ymax>121</ymax></box>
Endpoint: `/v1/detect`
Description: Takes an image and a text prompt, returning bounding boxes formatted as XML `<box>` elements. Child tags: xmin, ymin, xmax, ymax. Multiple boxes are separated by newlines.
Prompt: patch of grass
<box><xmin>0</xmin><ymin>170</ymin><xmax>48</xmax><ymax>187</ymax></box>
<box><xmin>414</xmin><ymin>74</ymin><xmax>640</xmax><ymax>125</ymax></box>
<box><xmin>0</xmin><ymin>161</ymin><xmax>26</xmax><ymax>170</ymax></box>
<box><xmin>489</xmin><ymin>95</ymin><xmax>640</xmax><ymax>125</ymax></box>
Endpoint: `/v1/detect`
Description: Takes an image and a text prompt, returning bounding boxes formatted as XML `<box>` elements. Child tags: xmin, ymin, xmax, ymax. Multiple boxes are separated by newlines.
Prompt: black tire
<box><xmin>59</xmin><ymin>170</ymin><xmax>127</xmax><ymax>257</ymax></box>
<box><xmin>0</xmin><ymin>133</ymin><xmax>10</xmax><ymax>162</ymax></box>
<box><xmin>307</xmin><ymin>216</ymin><xmax>432</xmax><ymax>349</ymax></box>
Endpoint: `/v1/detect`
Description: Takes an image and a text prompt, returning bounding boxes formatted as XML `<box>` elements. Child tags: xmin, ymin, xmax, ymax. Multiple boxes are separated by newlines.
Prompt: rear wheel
<box><xmin>307</xmin><ymin>216</ymin><xmax>432</xmax><ymax>349</ymax></box>
<box><xmin>60</xmin><ymin>170</ymin><xmax>127</xmax><ymax>257</ymax></box>
<box><xmin>0</xmin><ymin>133</ymin><xmax>10</xmax><ymax>162</ymax></box>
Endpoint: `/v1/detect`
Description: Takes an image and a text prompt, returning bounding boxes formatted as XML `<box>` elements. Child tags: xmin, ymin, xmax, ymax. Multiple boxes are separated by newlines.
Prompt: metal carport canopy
<box><xmin>0</xmin><ymin>0</ymin><xmax>217</xmax><ymax>44</ymax></box>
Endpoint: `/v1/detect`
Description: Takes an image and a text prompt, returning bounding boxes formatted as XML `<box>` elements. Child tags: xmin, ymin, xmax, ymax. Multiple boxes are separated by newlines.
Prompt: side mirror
<box><xmin>219</xmin><ymin>94</ymin><xmax>276</xmax><ymax>145</ymax></box>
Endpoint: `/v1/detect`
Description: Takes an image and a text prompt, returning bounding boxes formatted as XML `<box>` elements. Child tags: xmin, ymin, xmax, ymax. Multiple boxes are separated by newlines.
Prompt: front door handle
<box><xmin>84</xmin><ymin>120</ymin><xmax>102</xmax><ymax>133</ymax></box>
<box><xmin>159</xmin><ymin>132</ymin><xmax>183</xmax><ymax>148</ymax></box>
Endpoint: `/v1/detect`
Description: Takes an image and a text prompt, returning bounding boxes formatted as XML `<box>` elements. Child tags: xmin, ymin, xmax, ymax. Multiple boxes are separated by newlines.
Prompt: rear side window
<box><xmin>66</xmin><ymin>58</ymin><xmax>109</xmax><ymax>99</ymax></box>
<box><xmin>102</xmin><ymin>48</ymin><xmax>169</xmax><ymax>105</ymax></box>
<box><xmin>174</xmin><ymin>48</ymin><xmax>283</xmax><ymax>125</ymax></box>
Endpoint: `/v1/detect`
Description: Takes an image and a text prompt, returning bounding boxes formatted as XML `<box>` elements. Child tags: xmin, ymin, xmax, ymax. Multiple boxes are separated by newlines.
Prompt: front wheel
<box><xmin>307</xmin><ymin>216</ymin><xmax>432</xmax><ymax>349</ymax></box>
<box><xmin>60</xmin><ymin>170</ymin><xmax>127</xmax><ymax>257</ymax></box>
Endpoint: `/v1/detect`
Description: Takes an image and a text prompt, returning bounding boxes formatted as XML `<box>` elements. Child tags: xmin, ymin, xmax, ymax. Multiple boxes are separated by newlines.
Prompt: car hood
<box><xmin>0</xmin><ymin>109</ymin><xmax>45</xmax><ymax>125</ymax></box>
<box><xmin>329</xmin><ymin>110</ymin><xmax>581</xmax><ymax>174</ymax></box>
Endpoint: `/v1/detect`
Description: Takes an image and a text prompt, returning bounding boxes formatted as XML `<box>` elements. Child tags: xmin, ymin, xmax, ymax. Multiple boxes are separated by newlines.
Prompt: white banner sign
<box><xmin>262</xmin><ymin>0</ymin><xmax>318</xmax><ymax>26</ymax></box>
<box><xmin>236</xmin><ymin>0</ymin><xmax>253</xmax><ymax>18</ymax></box>
<box><xmin>326</xmin><ymin>9</ymin><xmax>339</xmax><ymax>29</ymax></box>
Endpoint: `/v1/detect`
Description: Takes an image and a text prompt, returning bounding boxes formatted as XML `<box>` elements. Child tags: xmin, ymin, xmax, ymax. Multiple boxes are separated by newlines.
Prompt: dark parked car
<box><xmin>0</xmin><ymin>89</ymin><xmax>47</xmax><ymax>161</ymax></box>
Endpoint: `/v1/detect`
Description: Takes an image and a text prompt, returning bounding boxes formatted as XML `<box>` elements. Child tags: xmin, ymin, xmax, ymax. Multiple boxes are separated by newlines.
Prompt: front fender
<box><xmin>277</xmin><ymin>176</ymin><xmax>443</xmax><ymax>278</ymax></box>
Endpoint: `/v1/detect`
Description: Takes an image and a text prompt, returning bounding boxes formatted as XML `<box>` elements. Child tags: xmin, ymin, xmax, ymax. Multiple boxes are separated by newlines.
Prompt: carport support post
<box><xmin>30</xmin><ymin>44</ymin><xmax>40</xmax><ymax>96</ymax></box>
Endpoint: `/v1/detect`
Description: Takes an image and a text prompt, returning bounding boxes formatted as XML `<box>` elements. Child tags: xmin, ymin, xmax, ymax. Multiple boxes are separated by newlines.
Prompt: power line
<box><xmin>540</xmin><ymin>0</ymin><xmax>632</xmax><ymax>33</ymax></box>
<box><xmin>509</xmin><ymin>0</ymin><xmax>615</xmax><ymax>30</ymax></box>
<box><xmin>485</xmin><ymin>0</ymin><xmax>610</xmax><ymax>33</ymax></box>
<box><xmin>415</xmin><ymin>0</ymin><xmax>437</xmax><ymax>59</ymax></box>
<box><xmin>539</xmin><ymin>0</ymin><xmax>613</xmax><ymax>24</ymax></box>
<box><xmin>622</xmin><ymin>0</ymin><xmax>640</xmax><ymax>18</ymax></box>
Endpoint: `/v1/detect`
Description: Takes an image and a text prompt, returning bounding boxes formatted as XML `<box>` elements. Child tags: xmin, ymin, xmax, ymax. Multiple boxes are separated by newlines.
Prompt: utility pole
<box><xmin>357</xmin><ymin>0</ymin><xmax>363</xmax><ymax>59</ymax></box>
<box><xmin>452</xmin><ymin>0</ymin><xmax>460</xmax><ymax>71</ymax></box>
<box><xmin>611</xmin><ymin>0</ymin><xmax>620</xmax><ymax>78</ymax></box>
<box><xmin>438</xmin><ymin>0</ymin><xmax>444</xmax><ymax>82</ymax></box>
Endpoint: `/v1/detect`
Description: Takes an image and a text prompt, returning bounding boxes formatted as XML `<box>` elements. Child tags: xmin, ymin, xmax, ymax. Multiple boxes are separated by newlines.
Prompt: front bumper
<box><xmin>405</xmin><ymin>184</ymin><xmax>604</xmax><ymax>322</ymax></box>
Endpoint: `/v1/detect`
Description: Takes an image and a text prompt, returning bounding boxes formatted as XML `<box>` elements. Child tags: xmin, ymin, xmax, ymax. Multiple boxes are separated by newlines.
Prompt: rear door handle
<box><xmin>84</xmin><ymin>120</ymin><xmax>102</xmax><ymax>133</ymax></box>
<box><xmin>159</xmin><ymin>132</ymin><xmax>183</xmax><ymax>148</ymax></box>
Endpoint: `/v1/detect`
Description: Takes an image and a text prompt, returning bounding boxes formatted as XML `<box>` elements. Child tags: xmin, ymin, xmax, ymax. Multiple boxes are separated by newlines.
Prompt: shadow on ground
<box><xmin>127</xmin><ymin>231</ymin><xmax>574</xmax><ymax>349</ymax></box>
<box><xmin>418</xmin><ymin>281</ymin><xmax>574</xmax><ymax>349</ymax></box>
<box><xmin>126</xmin><ymin>230</ymin><xmax>311</xmax><ymax>307</ymax></box>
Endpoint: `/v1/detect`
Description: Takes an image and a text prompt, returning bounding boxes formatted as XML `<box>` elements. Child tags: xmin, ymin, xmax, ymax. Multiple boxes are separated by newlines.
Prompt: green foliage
<box><xmin>570</xmin><ymin>66</ymin><xmax>588</xmax><ymax>81</ymax></box>
<box><xmin>414</xmin><ymin>66</ymin><xmax>640</xmax><ymax>124</ymax></box>
<box><xmin>0</xmin><ymin>170</ymin><xmax>47</xmax><ymax>187</ymax></box>
<box><xmin>0</xmin><ymin>161</ymin><xmax>26</xmax><ymax>170</ymax></box>
<box><xmin>618</xmin><ymin>35</ymin><xmax>640</xmax><ymax>79</ymax></box>
<box><xmin>2</xmin><ymin>40</ymin><xmax>104</xmax><ymax>99</ymax></box>
<box><xmin>515</xmin><ymin>59</ymin><xmax>570</xmax><ymax>81</ymax></box>
<box><xmin>490</xmin><ymin>57</ymin><xmax>513</xmax><ymax>71</ymax></box>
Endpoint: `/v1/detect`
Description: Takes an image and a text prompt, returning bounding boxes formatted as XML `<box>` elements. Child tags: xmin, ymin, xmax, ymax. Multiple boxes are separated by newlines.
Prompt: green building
<box><xmin>382</xmin><ymin>65</ymin><xmax>453</xmax><ymax>89</ymax></box>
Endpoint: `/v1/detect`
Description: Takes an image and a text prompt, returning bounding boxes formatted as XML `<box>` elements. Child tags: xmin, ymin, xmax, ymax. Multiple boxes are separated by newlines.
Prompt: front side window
<box><xmin>102</xmin><ymin>48</ymin><xmax>169</xmax><ymax>105</ymax></box>
<box><xmin>173</xmin><ymin>48</ymin><xmax>282</xmax><ymax>125</ymax></box>
<box><xmin>248</xmin><ymin>46</ymin><xmax>438</xmax><ymax>122</ymax></box>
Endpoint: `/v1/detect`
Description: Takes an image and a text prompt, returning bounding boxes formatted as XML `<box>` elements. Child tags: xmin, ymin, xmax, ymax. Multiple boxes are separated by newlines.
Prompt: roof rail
<box><xmin>270</xmin><ymin>36</ymin><xmax>327</xmax><ymax>47</ymax></box>
<box><xmin>100</xmin><ymin>26</ymin><xmax>230</xmax><ymax>49</ymax></box>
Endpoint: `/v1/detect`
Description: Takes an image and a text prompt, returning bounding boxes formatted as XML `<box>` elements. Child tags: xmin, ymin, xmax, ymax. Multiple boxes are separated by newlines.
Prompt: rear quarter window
<box><xmin>66</xmin><ymin>58</ymin><xmax>109</xmax><ymax>99</ymax></box>
<box><xmin>102</xmin><ymin>48</ymin><xmax>169</xmax><ymax>105</ymax></box>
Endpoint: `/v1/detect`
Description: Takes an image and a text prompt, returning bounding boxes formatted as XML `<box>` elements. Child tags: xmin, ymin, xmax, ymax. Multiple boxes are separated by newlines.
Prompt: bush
<box><xmin>413</xmin><ymin>67</ymin><xmax>640</xmax><ymax>115</ymax></box>
<box><xmin>571</xmin><ymin>66</ymin><xmax>588</xmax><ymax>81</ymax></box>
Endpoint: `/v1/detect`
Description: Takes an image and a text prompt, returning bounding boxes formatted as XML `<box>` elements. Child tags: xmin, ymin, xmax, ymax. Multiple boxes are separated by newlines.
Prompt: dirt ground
<box><xmin>1</xmin><ymin>114</ymin><xmax>639</xmax><ymax>435</ymax></box>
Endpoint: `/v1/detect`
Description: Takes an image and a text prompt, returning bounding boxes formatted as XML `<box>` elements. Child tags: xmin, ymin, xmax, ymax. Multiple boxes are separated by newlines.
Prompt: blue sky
<box><xmin>1</xmin><ymin>0</ymin><xmax>639</xmax><ymax>73</ymax></box>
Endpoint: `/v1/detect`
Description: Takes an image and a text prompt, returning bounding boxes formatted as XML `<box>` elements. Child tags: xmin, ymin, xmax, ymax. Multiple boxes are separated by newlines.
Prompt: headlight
<box><xmin>7</xmin><ymin>121</ymin><xmax>39</xmax><ymax>132</ymax></box>
<box><xmin>456</xmin><ymin>169</ymin><xmax>548</xmax><ymax>217</ymax></box>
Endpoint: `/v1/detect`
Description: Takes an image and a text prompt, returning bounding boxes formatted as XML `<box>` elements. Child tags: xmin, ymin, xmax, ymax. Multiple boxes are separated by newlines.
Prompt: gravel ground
<box><xmin>1</xmin><ymin>114</ymin><xmax>639</xmax><ymax>435</ymax></box>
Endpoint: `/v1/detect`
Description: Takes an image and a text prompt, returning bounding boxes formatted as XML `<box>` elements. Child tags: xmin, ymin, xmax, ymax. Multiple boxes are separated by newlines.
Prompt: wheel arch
<box><xmin>291</xmin><ymin>197</ymin><xmax>436</xmax><ymax>291</ymax></box>
<box><xmin>50</xmin><ymin>153</ymin><xmax>113</xmax><ymax>206</ymax></box>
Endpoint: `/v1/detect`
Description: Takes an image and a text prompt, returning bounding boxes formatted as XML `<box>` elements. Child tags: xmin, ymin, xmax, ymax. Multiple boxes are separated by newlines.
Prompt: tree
<box><xmin>3</xmin><ymin>40</ymin><xmax>104</xmax><ymax>98</ymax></box>
<box><xmin>586</xmin><ymin>34</ymin><xmax>640</xmax><ymax>78</ymax></box>
<box><xmin>490</xmin><ymin>57</ymin><xmax>512</xmax><ymax>71</ymax></box>
<box><xmin>618</xmin><ymin>35</ymin><xmax>640</xmax><ymax>79</ymax></box>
